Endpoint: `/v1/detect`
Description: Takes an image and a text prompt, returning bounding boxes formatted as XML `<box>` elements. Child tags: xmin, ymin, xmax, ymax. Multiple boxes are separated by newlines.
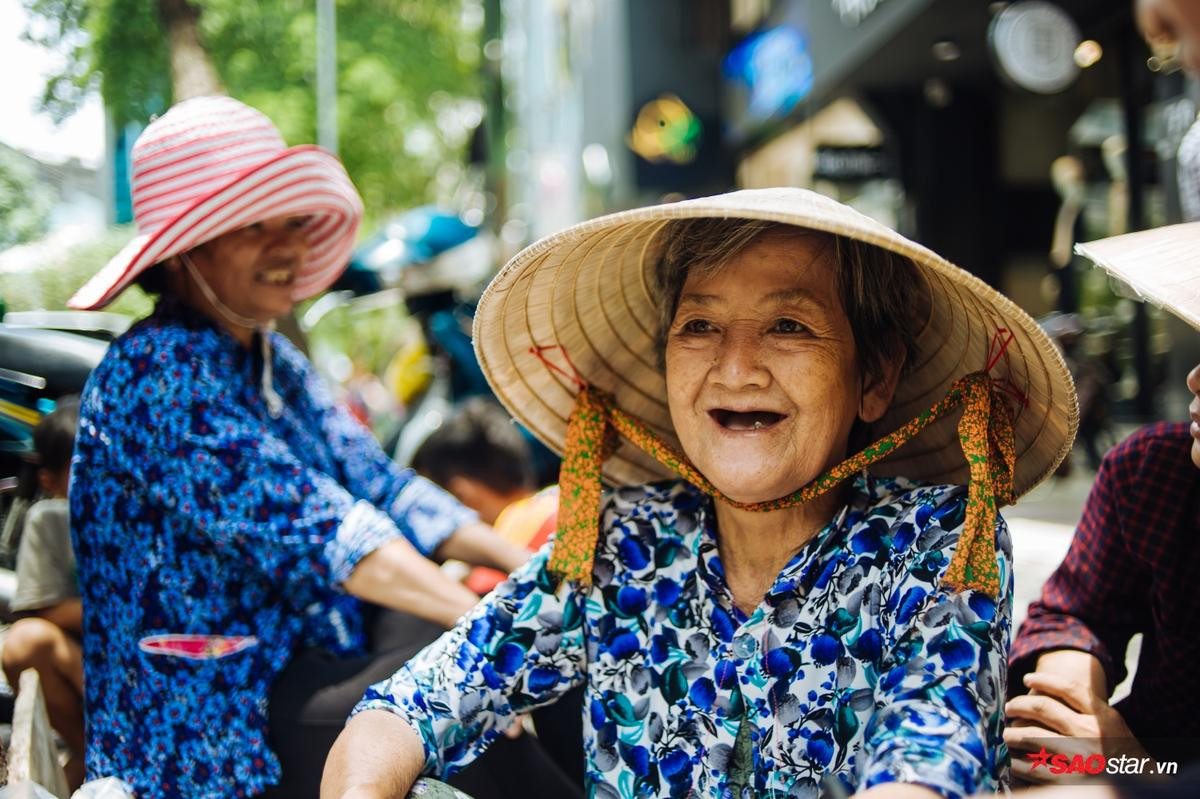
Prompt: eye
<box><xmin>772</xmin><ymin>318</ymin><xmax>808</xmax><ymax>334</ymax></box>
<box><xmin>286</xmin><ymin>215</ymin><xmax>312</xmax><ymax>230</ymax></box>
<box><xmin>679</xmin><ymin>318</ymin><xmax>715</xmax><ymax>334</ymax></box>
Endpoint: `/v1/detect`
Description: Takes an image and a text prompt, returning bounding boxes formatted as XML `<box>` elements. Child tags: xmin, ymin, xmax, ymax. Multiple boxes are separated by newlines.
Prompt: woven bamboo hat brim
<box><xmin>1075</xmin><ymin>222</ymin><xmax>1200</xmax><ymax>332</ymax></box>
<box><xmin>475</xmin><ymin>188</ymin><xmax>1077</xmax><ymax>498</ymax></box>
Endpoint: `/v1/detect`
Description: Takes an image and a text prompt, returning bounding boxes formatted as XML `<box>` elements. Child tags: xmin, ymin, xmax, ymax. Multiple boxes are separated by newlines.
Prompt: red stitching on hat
<box><xmin>529</xmin><ymin>345</ymin><xmax>587</xmax><ymax>390</ymax></box>
<box><xmin>985</xmin><ymin>328</ymin><xmax>1029</xmax><ymax>408</ymax></box>
<box><xmin>985</xmin><ymin>328</ymin><xmax>1015</xmax><ymax>373</ymax></box>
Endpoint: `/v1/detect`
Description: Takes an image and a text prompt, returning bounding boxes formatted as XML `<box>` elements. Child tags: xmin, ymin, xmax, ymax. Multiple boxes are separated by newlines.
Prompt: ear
<box><xmin>37</xmin><ymin>467</ymin><xmax>68</xmax><ymax>497</ymax></box>
<box><xmin>859</xmin><ymin>352</ymin><xmax>904</xmax><ymax>424</ymax></box>
<box><xmin>446</xmin><ymin>475</ymin><xmax>489</xmax><ymax>512</ymax></box>
<box><xmin>178</xmin><ymin>244</ymin><xmax>213</xmax><ymax>268</ymax></box>
<box><xmin>446</xmin><ymin>475</ymin><xmax>511</xmax><ymax>525</ymax></box>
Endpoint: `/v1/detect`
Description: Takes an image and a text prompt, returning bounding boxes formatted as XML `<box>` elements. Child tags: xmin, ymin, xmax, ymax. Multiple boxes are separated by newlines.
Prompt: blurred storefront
<box><xmin>725</xmin><ymin>0</ymin><xmax>1197</xmax><ymax>421</ymax></box>
<box><xmin>493</xmin><ymin>0</ymin><xmax>738</xmax><ymax>246</ymax></box>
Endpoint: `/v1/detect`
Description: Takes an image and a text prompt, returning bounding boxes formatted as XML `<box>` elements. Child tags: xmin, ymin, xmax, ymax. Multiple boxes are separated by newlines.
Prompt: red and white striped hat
<box><xmin>69</xmin><ymin>95</ymin><xmax>364</xmax><ymax>310</ymax></box>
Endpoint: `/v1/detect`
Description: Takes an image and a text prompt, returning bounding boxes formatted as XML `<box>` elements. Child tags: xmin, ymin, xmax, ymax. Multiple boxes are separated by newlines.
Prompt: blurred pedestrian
<box><xmin>1040</xmin><ymin>313</ymin><xmax>1115</xmax><ymax>472</ymax></box>
<box><xmin>1137</xmin><ymin>0</ymin><xmax>1200</xmax><ymax>75</ymax></box>
<box><xmin>1</xmin><ymin>397</ymin><xmax>84</xmax><ymax>789</ymax></box>
<box><xmin>64</xmin><ymin>96</ymin><xmax>552</xmax><ymax>799</ymax></box>
<box><xmin>410</xmin><ymin>397</ymin><xmax>557</xmax><ymax>594</ymax></box>
<box><xmin>1138</xmin><ymin>0</ymin><xmax>1200</xmax><ymax>222</ymax></box>
<box><xmin>411</xmin><ymin>398</ymin><xmax>539</xmax><ymax>527</ymax></box>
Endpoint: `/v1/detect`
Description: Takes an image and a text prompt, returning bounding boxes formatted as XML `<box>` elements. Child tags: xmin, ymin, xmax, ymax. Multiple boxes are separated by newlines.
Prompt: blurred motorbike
<box><xmin>307</xmin><ymin>207</ymin><xmax>560</xmax><ymax>484</ymax></box>
<box><xmin>0</xmin><ymin>314</ymin><xmax>116</xmax><ymax>724</ymax></box>
<box><xmin>0</xmin><ymin>320</ymin><xmax>112</xmax><ymax>570</ymax></box>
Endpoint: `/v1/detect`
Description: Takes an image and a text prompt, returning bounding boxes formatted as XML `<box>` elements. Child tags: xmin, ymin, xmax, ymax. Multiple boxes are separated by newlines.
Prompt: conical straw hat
<box><xmin>475</xmin><ymin>188</ymin><xmax>1077</xmax><ymax>498</ymax></box>
<box><xmin>1076</xmin><ymin>222</ymin><xmax>1200</xmax><ymax>332</ymax></box>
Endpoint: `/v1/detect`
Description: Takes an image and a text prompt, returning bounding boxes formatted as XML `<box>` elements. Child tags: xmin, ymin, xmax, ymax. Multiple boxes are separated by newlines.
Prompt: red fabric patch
<box><xmin>138</xmin><ymin>634</ymin><xmax>258</xmax><ymax>660</ymax></box>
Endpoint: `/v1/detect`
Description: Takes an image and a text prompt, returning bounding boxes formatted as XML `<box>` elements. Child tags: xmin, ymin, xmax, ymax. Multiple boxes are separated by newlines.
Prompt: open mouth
<box><xmin>709</xmin><ymin>409</ymin><xmax>786</xmax><ymax>431</ymax></box>
<box><xmin>256</xmin><ymin>269</ymin><xmax>295</xmax><ymax>287</ymax></box>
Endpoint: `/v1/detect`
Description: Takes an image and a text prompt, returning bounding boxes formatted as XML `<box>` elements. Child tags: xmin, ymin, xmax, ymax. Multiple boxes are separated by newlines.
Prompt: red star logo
<box><xmin>1025</xmin><ymin>746</ymin><xmax>1052</xmax><ymax>771</ymax></box>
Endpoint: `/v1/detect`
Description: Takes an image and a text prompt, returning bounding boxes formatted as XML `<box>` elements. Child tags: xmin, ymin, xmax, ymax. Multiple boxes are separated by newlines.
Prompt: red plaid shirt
<box><xmin>1010</xmin><ymin>423</ymin><xmax>1200</xmax><ymax>756</ymax></box>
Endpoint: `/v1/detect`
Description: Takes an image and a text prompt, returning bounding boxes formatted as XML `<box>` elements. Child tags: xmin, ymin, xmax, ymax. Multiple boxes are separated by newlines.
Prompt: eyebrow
<box><xmin>677</xmin><ymin>287</ymin><xmax>825</xmax><ymax>307</ymax></box>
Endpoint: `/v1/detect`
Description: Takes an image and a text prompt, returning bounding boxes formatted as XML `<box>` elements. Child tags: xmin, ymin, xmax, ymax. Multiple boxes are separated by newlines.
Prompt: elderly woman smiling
<box><xmin>323</xmin><ymin>190</ymin><xmax>1078</xmax><ymax>798</ymax></box>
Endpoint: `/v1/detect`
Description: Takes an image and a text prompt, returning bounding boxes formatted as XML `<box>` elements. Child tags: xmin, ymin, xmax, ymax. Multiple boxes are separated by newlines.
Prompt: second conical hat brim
<box><xmin>1076</xmin><ymin>222</ymin><xmax>1200</xmax><ymax>332</ymax></box>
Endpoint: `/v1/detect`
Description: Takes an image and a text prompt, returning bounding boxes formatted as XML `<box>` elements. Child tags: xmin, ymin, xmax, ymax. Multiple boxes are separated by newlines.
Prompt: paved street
<box><xmin>1005</xmin><ymin>468</ymin><xmax>1092</xmax><ymax>627</ymax></box>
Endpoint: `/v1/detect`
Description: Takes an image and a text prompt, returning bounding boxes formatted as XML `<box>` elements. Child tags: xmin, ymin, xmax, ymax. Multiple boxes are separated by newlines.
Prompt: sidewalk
<box><xmin>1005</xmin><ymin>467</ymin><xmax>1094</xmax><ymax>627</ymax></box>
<box><xmin>1003</xmin><ymin>461</ymin><xmax>1145</xmax><ymax>699</ymax></box>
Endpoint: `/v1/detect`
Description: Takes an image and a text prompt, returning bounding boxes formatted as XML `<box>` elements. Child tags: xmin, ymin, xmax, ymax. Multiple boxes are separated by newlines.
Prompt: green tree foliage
<box><xmin>0</xmin><ymin>225</ymin><xmax>153</xmax><ymax>318</ymax></box>
<box><xmin>23</xmin><ymin>0</ymin><xmax>481</xmax><ymax>220</ymax></box>
<box><xmin>0</xmin><ymin>148</ymin><xmax>54</xmax><ymax>249</ymax></box>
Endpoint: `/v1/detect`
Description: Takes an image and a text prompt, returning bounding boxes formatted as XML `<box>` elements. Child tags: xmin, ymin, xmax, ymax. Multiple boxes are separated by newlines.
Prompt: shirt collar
<box><xmin>693</xmin><ymin>471</ymin><xmax>883</xmax><ymax>613</ymax></box>
<box><xmin>153</xmin><ymin>295</ymin><xmax>269</xmax><ymax>353</ymax></box>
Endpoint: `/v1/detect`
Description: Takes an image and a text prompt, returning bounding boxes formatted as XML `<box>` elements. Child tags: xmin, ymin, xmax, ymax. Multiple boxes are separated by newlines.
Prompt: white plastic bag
<box><xmin>69</xmin><ymin>779</ymin><xmax>134</xmax><ymax>799</ymax></box>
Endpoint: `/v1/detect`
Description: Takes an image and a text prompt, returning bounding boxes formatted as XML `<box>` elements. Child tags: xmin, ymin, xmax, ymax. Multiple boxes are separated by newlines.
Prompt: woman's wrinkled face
<box><xmin>664</xmin><ymin>231</ymin><xmax>895</xmax><ymax>505</ymax></box>
<box><xmin>185</xmin><ymin>215</ymin><xmax>311</xmax><ymax>324</ymax></box>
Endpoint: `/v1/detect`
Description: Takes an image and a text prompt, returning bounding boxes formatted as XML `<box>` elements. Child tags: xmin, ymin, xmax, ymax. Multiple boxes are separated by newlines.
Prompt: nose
<box><xmin>710</xmin><ymin>325</ymin><xmax>769</xmax><ymax>389</ymax></box>
<box><xmin>1188</xmin><ymin>363</ymin><xmax>1200</xmax><ymax>396</ymax></box>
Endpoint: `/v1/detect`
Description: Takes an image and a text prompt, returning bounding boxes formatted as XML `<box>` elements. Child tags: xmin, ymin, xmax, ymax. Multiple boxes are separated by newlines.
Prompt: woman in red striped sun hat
<box><xmin>65</xmin><ymin>96</ymin><xmax>566</xmax><ymax>799</ymax></box>
<box><xmin>69</xmin><ymin>95</ymin><xmax>362</xmax><ymax>313</ymax></box>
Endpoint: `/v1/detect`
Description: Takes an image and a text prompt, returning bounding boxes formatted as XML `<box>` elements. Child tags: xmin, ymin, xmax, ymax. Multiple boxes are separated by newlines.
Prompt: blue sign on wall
<box><xmin>722</xmin><ymin>25</ymin><xmax>814</xmax><ymax>143</ymax></box>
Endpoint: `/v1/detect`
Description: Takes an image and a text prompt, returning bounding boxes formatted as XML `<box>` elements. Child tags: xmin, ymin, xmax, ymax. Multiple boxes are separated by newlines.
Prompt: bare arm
<box><xmin>433</xmin><ymin>521</ymin><xmax>530</xmax><ymax>574</ymax></box>
<box><xmin>322</xmin><ymin>709</ymin><xmax>427</xmax><ymax>799</ymax></box>
<box><xmin>28</xmin><ymin>597</ymin><xmax>83</xmax><ymax>637</ymax></box>
<box><xmin>343</xmin><ymin>535</ymin><xmax>478</xmax><ymax>628</ymax></box>
<box><xmin>1029</xmin><ymin>649</ymin><xmax>1108</xmax><ymax>697</ymax></box>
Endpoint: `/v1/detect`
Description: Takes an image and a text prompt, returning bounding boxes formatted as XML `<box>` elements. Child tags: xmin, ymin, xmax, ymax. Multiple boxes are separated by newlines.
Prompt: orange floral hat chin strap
<box><xmin>535</xmin><ymin>330</ymin><xmax>1024</xmax><ymax>598</ymax></box>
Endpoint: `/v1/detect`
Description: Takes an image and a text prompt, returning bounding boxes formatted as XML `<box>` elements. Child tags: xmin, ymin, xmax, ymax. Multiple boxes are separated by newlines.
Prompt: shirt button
<box><xmin>732</xmin><ymin>633</ymin><xmax>756</xmax><ymax>659</ymax></box>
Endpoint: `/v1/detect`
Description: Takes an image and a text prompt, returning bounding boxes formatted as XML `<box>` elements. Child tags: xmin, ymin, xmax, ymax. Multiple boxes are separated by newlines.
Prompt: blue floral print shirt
<box><xmin>69</xmin><ymin>300</ymin><xmax>475</xmax><ymax>798</ymax></box>
<box><xmin>358</xmin><ymin>476</ymin><xmax>1012</xmax><ymax>799</ymax></box>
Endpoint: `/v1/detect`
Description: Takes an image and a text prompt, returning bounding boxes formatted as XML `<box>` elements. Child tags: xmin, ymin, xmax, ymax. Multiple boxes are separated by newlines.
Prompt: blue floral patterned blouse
<box><xmin>69</xmin><ymin>299</ymin><xmax>475</xmax><ymax>798</ymax></box>
<box><xmin>358</xmin><ymin>476</ymin><xmax>1012</xmax><ymax>799</ymax></box>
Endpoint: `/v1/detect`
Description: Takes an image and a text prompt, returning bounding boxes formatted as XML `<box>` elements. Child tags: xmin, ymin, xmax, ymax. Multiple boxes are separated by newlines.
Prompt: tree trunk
<box><xmin>156</xmin><ymin>0</ymin><xmax>224</xmax><ymax>100</ymax></box>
